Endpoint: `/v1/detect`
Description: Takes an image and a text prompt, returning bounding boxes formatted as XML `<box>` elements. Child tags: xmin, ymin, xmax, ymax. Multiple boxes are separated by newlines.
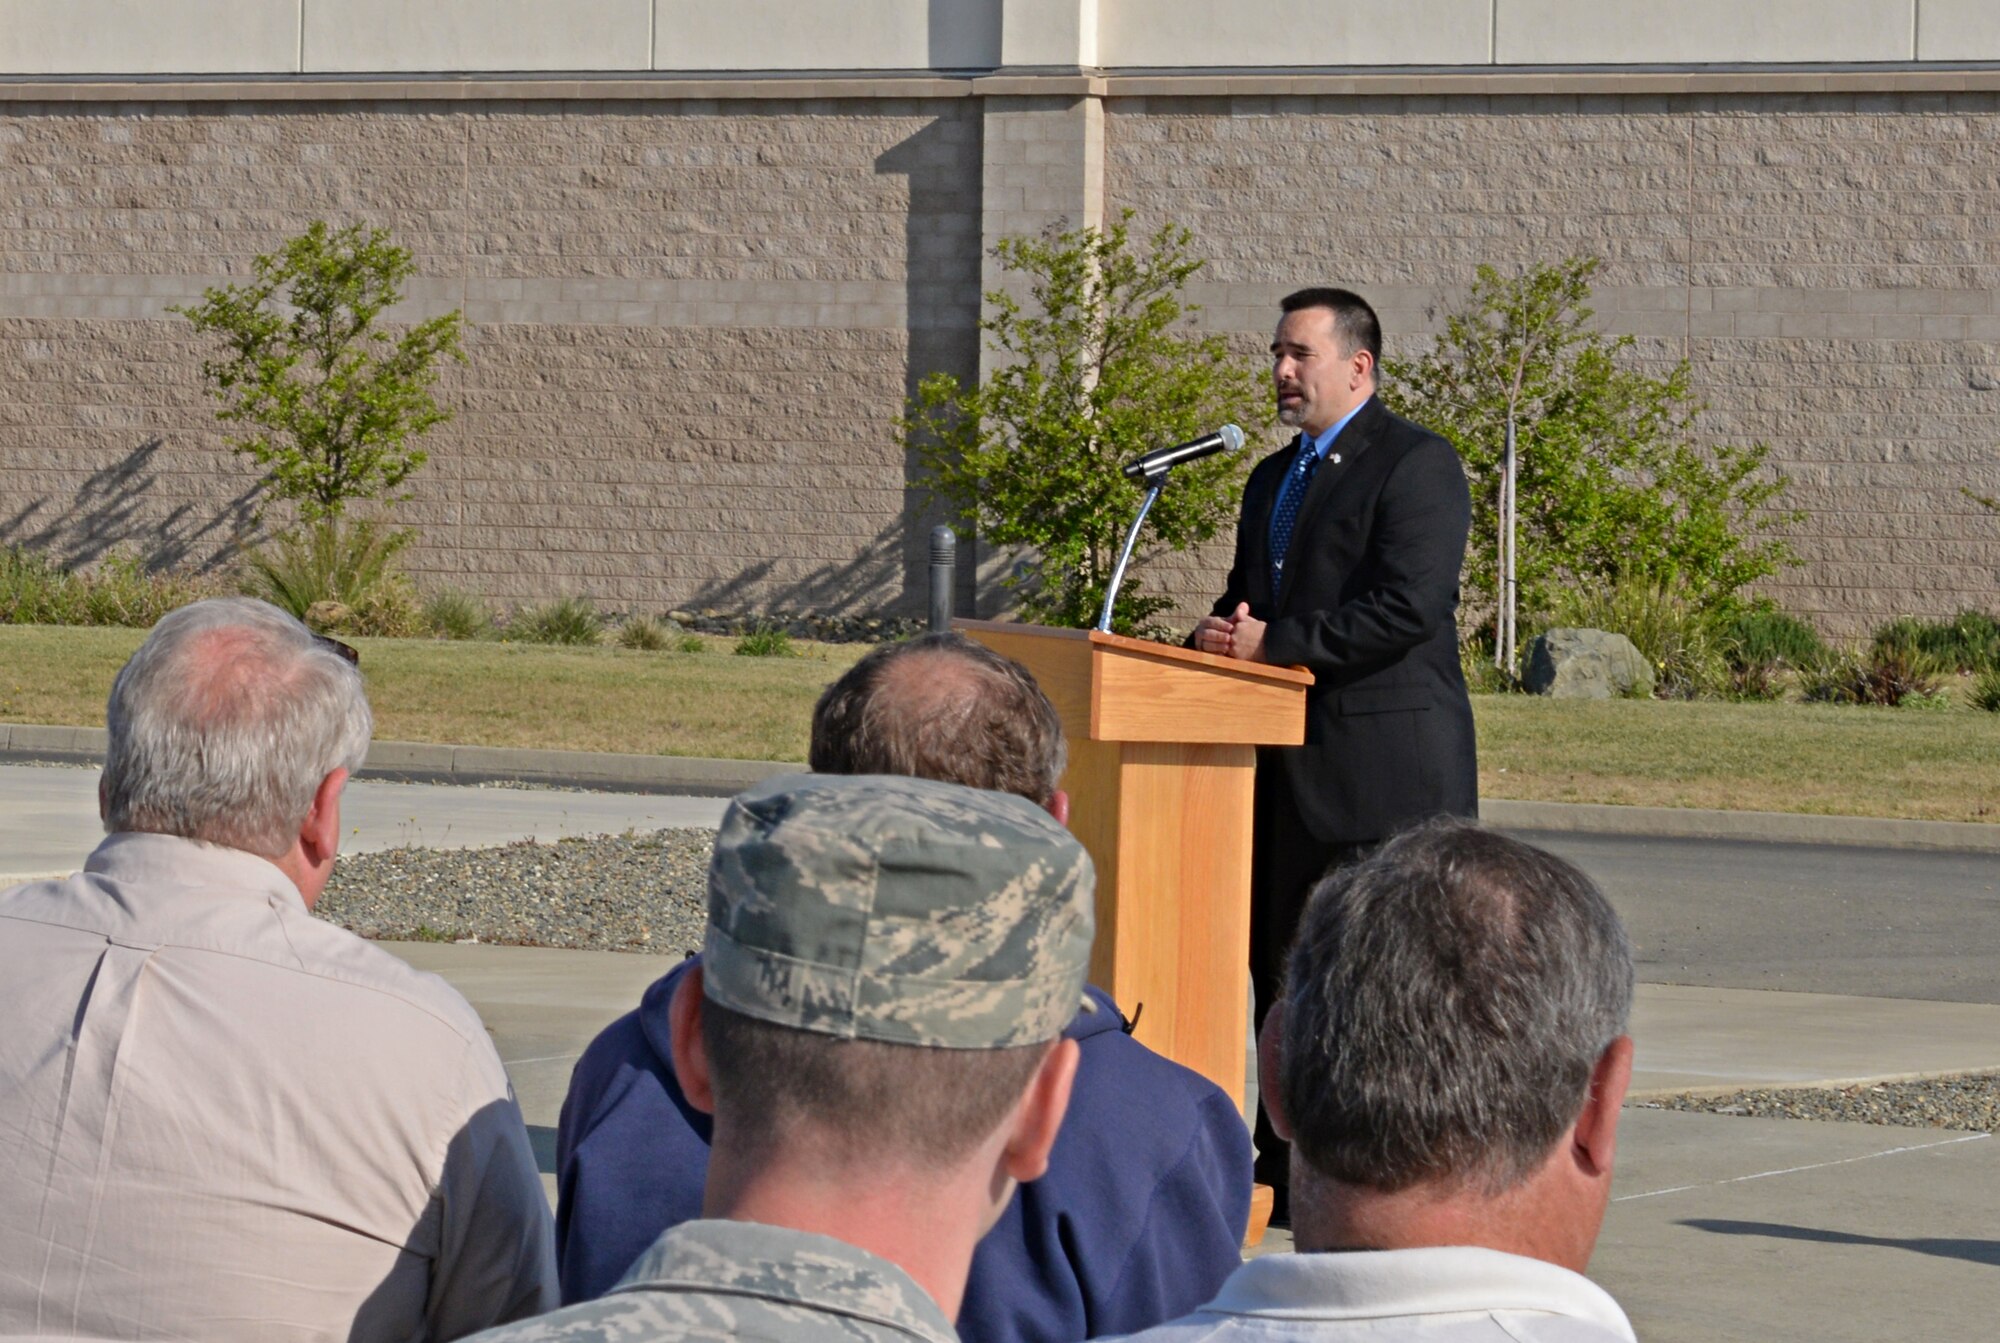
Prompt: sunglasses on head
<box><xmin>312</xmin><ymin>633</ymin><xmax>360</xmax><ymax>666</ymax></box>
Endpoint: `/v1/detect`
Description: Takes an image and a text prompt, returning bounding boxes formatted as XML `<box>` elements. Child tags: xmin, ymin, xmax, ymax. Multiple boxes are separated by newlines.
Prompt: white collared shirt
<box><xmin>0</xmin><ymin>832</ymin><xmax>557</xmax><ymax>1343</ymax></box>
<box><xmin>1100</xmin><ymin>1245</ymin><xmax>1636</xmax><ymax>1342</ymax></box>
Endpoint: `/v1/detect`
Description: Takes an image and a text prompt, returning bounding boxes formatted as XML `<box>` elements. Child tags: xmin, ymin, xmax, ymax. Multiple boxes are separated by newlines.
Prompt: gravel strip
<box><xmin>318</xmin><ymin>829</ymin><xmax>714</xmax><ymax>954</ymax></box>
<box><xmin>1639</xmin><ymin>1074</ymin><xmax>2000</xmax><ymax>1132</ymax></box>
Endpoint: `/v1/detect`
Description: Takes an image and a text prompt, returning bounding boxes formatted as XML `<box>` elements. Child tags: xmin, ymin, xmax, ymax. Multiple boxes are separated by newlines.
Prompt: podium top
<box><xmin>954</xmin><ymin>619</ymin><xmax>1311</xmax><ymax>746</ymax></box>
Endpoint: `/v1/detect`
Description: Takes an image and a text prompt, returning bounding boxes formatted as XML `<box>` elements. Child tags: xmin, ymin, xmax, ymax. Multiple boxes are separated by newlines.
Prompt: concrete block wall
<box><xmin>1106</xmin><ymin>92</ymin><xmax>2000</xmax><ymax>635</ymax></box>
<box><xmin>6</xmin><ymin>75</ymin><xmax>2000</xmax><ymax>635</ymax></box>
<box><xmin>0</xmin><ymin>96</ymin><xmax>983</xmax><ymax>614</ymax></box>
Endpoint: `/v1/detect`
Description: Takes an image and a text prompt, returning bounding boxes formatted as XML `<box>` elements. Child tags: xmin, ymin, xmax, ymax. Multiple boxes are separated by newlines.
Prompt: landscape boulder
<box><xmin>1523</xmin><ymin>628</ymin><xmax>1656</xmax><ymax>699</ymax></box>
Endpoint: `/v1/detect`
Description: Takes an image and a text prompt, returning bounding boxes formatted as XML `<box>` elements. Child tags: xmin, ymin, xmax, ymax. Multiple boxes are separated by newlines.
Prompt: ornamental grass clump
<box><xmin>422</xmin><ymin>588</ymin><xmax>496</xmax><ymax>641</ymax></box>
<box><xmin>1802</xmin><ymin>646</ymin><xmax>1946</xmax><ymax>708</ymax></box>
<box><xmin>617</xmin><ymin>615</ymin><xmax>675</xmax><ymax>651</ymax></box>
<box><xmin>508</xmin><ymin>597</ymin><xmax>604</xmax><ymax>647</ymax></box>
<box><xmin>734</xmin><ymin>622</ymin><xmax>795</xmax><ymax>658</ymax></box>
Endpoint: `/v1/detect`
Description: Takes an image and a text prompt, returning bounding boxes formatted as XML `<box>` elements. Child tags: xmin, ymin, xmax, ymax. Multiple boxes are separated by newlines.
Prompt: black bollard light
<box><xmin>928</xmin><ymin>525</ymin><xmax>956</xmax><ymax>633</ymax></box>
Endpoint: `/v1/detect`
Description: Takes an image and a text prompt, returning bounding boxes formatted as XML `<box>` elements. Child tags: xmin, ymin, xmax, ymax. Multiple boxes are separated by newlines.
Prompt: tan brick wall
<box><xmin>1108</xmin><ymin>93</ymin><xmax>2000</xmax><ymax>637</ymax></box>
<box><xmin>0</xmin><ymin>96</ymin><xmax>981</xmax><ymax>616</ymax></box>
<box><xmin>8</xmin><ymin>87</ymin><xmax>2000</xmax><ymax>637</ymax></box>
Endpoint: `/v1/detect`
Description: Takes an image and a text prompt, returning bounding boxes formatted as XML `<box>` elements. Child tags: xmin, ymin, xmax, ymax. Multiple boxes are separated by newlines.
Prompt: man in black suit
<box><xmin>1192</xmin><ymin>287</ymin><xmax>1478</xmax><ymax>1205</ymax></box>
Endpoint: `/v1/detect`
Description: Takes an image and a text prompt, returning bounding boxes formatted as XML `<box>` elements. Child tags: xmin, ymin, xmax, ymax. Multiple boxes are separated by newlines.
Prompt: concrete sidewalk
<box><xmin>382</xmin><ymin>942</ymin><xmax>2000</xmax><ymax>1131</ymax></box>
<box><xmin>388</xmin><ymin>940</ymin><xmax>2000</xmax><ymax>1343</ymax></box>
<box><xmin>10</xmin><ymin>722</ymin><xmax>2000</xmax><ymax>853</ymax></box>
<box><xmin>0</xmin><ymin>762</ymin><xmax>727</xmax><ymax>883</ymax></box>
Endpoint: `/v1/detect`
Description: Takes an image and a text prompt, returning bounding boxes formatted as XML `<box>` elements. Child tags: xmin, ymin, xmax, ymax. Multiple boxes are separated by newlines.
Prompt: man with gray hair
<box><xmin>470</xmin><ymin>770</ymin><xmax>1097</xmax><ymax>1343</ymax></box>
<box><xmin>0</xmin><ymin>597</ymin><xmax>556</xmax><ymax>1342</ymax></box>
<box><xmin>1105</xmin><ymin>820</ymin><xmax>1638</xmax><ymax>1343</ymax></box>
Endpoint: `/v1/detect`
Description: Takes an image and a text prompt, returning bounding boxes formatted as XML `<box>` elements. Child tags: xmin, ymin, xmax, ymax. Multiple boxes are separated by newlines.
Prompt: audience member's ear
<box><xmin>1257</xmin><ymin>1003</ymin><xmax>1295</xmax><ymax>1142</ymax></box>
<box><xmin>1045</xmin><ymin>789</ymin><xmax>1071</xmax><ymax>828</ymax></box>
<box><xmin>1001</xmin><ymin>1037</ymin><xmax>1080</xmax><ymax>1184</ymax></box>
<box><xmin>667</xmin><ymin>965</ymin><xmax>717</xmax><ymax>1115</ymax></box>
<box><xmin>300</xmin><ymin>769</ymin><xmax>348</xmax><ymax>867</ymax></box>
<box><xmin>1573</xmin><ymin>1035</ymin><xmax>1634</xmax><ymax>1178</ymax></box>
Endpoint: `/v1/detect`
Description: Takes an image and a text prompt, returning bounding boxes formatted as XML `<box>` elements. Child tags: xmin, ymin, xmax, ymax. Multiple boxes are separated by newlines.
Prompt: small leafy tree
<box><xmin>175</xmin><ymin>220</ymin><xmax>465</xmax><ymax>524</ymax></box>
<box><xmin>899</xmin><ymin>215</ymin><xmax>1270</xmax><ymax>634</ymax></box>
<box><xmin>1382</xmin><ymin>256</ymin><xmax>1799</xmax><ymax>647</ymax></box>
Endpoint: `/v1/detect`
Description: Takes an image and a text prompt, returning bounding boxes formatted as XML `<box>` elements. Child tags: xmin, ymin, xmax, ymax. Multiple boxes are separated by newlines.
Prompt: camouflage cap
<box><xmin>703</xmin><ymin>772</ymin><xmax>1096</xmax><ymax>1049</ymax></box>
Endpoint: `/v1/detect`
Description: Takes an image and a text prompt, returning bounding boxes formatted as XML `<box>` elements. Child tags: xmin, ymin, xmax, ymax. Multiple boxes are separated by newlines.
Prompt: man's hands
<box><xmin>1192</xmin><ymin>602</ymin><xmax>1267</xmax><ymax>663</ymax></box>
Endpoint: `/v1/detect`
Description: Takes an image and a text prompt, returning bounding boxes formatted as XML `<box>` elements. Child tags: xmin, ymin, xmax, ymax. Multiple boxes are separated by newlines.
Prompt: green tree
<box><xmin>1382</xmin><ymin>256</ymin><xmax>1798</xmax><ymax>643</ymax></box>
<box><xmin>175</xmin><ymin>220</ymin><xmax>465</xmax><ymax>524</ymax></box>
<box><xmin>899</xmin><ymin>215</ymin><xmax>1271</xmax><ymax>634</ymax></box>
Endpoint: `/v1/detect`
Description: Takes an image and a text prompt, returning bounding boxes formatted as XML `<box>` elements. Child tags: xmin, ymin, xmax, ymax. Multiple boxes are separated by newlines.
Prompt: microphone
<box><xmin>1121</xmin><ymin>424</ymin><xmax>1246</xmax><ymax>479</ymax></box>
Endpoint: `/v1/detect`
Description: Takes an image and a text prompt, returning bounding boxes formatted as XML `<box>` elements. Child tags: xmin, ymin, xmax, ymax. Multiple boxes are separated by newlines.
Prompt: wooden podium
<box><xmin>954</xmin><ymin>620</ymin><xmax>1312</xmax><ymax>1113</ymax></box>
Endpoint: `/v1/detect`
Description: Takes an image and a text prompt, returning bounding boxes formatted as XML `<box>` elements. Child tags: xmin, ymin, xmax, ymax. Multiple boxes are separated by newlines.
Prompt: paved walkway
<box><xmin>383</xmin><ymin>939</ymin><xmax>2000</xmax><ymax>1343</ymax></box>
<box><xmin>0</xmin><ymin>762</ymin><xmax>725</xmax><ymax>883</ymax></box>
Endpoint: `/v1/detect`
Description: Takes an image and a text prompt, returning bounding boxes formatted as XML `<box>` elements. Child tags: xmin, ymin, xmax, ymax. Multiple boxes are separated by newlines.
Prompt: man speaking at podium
<box><xmin>1190</xmin><ymin>287</ymin><xmax>1478</xmax><ymax>1213</ymax></box>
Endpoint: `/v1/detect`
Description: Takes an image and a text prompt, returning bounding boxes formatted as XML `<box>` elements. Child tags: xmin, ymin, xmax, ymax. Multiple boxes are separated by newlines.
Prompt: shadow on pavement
<box><xmin>1681</xmin><ymin>1218</ymin><xmax>2000</xmax><ymax>1268</ymax></box>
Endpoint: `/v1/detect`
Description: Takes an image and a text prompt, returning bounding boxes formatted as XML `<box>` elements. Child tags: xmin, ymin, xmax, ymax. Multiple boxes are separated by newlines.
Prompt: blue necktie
<box><xmin>1269</xmin><ymin>442</ymin><xmax>1322</xmax><ymax>592</ymax></box>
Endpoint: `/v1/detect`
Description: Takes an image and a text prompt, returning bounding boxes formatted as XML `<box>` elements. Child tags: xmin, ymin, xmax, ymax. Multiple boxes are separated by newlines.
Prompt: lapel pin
<box><xmin>1331</xmin><ymin>453</ymin><xmax>1341</xmax><ymax>464</ymax></box>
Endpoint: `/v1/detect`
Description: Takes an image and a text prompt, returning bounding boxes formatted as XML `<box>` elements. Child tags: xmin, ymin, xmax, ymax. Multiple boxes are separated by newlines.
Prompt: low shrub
<box><xmin>1870</xmin><ymin>616</ymin><xmax>1931</xmax><ymax>666</ymax></box>
<box><xmin>1802</xmin><ymin>646</ymin><xmax>1945</xmax><ymax>708</ymax></box>
<box><xmin>1</xmin><ymin>545</ymin><xmax>226</xmax><ymax>628</ymax></box>
<box><xmin>240</xmin><ymin>519</ymin><xmax>413</xmax><ymax>622</ymax></box>
<box><xmin>617</xmin><ymin>615</ymin><xmax>674</xmax><ymax>651</ymax></box>
<box><xmin>423</xmin><ymin>588</ymin><xmax>495</xmax><ymax>640</ymax></box>
<box><xmin>1941</xmin><ymin>610</ymin><xmax>2000</xmax><ymax>672</ymax></box>
<box><xmin>1723</xmin><ymin>604</ymin><xmax>1826</xmax><ymax>670</ymax></box>
<box><xmin>508</xmin><ymin>596</ymin><xmax>603</xmax><ymax>646</ymax></box>
<box><xmin>676</xmin><ymin>632</ymin><xmax>707</xmax><ymax>654</ymax></box>
<box><xmin>1871</xmin><ymin>610</ymin><xmax>2000</xmax><ymax>674</ymax></box>
<box><xmin>734</xmin><ymin>622</ymin><xmax>795</xmax><ymax>658</ymax></box>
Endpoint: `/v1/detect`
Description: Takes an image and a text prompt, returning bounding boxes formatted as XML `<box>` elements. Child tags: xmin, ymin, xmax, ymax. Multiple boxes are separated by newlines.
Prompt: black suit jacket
<box><xmin>1206</xmin><ymin>397</ymin><xmax>1478</xmax><ymax>844</ymax></box>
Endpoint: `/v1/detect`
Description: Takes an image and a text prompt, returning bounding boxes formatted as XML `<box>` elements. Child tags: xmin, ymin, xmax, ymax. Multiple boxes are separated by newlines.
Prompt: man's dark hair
<box><xmin>703</xmin><ymin>1002</ymin><xmax>1050</xmax><ymax>1168</ymax></box>
<box><xmin>1279</xmin><ymin>818</ymin><xmax>1632</xmax><ymax>1194</ymax></box>
<box><xmin>1280</xmin><ymin>286</ymin><xmax>1382</xmax><ymax>369</ymax></box>
<box><xmin>810</xmin><ymin>632</ymin><xmax>1066</xmax><ymax>805</ymax></box>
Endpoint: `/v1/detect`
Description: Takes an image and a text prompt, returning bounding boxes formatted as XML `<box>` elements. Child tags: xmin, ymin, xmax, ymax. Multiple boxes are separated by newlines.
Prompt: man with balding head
<box><xmin>1105</xmin><ymin>820</ymin><xmax>1637</xmax><ymax>1343</ymax></box>
<box><xmin>556</xmin><ymin>633</ymin><xmax>1253</xmax><ymax>1343</ymax></box>
<box><xmin>0</xmin><ymin>597</ymin><xmax>556</xmax><ymax>1342</ymax></box>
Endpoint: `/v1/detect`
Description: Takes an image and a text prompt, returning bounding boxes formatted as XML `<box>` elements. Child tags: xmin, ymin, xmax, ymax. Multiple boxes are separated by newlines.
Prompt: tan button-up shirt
<box><xmin>0</xmin><ymin>832</ymin><xmax>558</xmax><ymax>1342</ymax></box>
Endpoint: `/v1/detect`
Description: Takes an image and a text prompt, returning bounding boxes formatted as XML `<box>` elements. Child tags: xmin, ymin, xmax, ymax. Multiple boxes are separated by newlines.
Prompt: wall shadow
<box><xmin>0</xmin><ymin>437</ymin><xmax>259</xmax><ymax>571</ymax></box>
<box><xmin>683</xmin><ymin>516</ymin><xmax>913</xmax><ymax>619</ymax></box>
<box><xmin>1680</xmin><ymin>1217</ymin><xmax>2000</xmax><ymax>1268</ymax></box>
<box><xmin>873</xmin><ymin>112</ymin><xmax>983</xmax><ymax>619</ymax></box>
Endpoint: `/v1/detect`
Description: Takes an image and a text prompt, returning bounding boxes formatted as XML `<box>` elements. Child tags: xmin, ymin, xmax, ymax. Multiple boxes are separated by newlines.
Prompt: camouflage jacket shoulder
<box><xmin>462</xmin><ymin>1219</ymin><xmax>960</xmax><ymax>1343</ymax></box>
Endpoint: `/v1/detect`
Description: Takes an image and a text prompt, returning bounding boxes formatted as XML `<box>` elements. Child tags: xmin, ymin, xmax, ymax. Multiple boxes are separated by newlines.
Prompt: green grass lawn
<box><xmin>5</xmin><ymin>625</ymin><xmax>1998</xmax><ymax>821</ymax></box>
<box><xmin>1474</xmin><ymin>694</ymin><xmax>2000</xmax><ymax>822</ymax></box>
<box><xmin>0</xmin><ymin>625</ymin><xmax>868</xmax><ymax>764</ymax></box>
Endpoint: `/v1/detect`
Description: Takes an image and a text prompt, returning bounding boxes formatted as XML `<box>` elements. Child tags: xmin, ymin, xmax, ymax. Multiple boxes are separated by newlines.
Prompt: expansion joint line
<box><xmin>1613</xmin><ymin>1132</ymin><xmax>1991</xmax><ymax>1203</ymax></box>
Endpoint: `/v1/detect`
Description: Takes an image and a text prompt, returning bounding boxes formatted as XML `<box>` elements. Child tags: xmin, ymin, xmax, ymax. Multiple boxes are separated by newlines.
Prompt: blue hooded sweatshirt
<box><xmin>556</xmin><ymin>957</ymin><xmax>1252</xmax><ymax>1343</ymax></box>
